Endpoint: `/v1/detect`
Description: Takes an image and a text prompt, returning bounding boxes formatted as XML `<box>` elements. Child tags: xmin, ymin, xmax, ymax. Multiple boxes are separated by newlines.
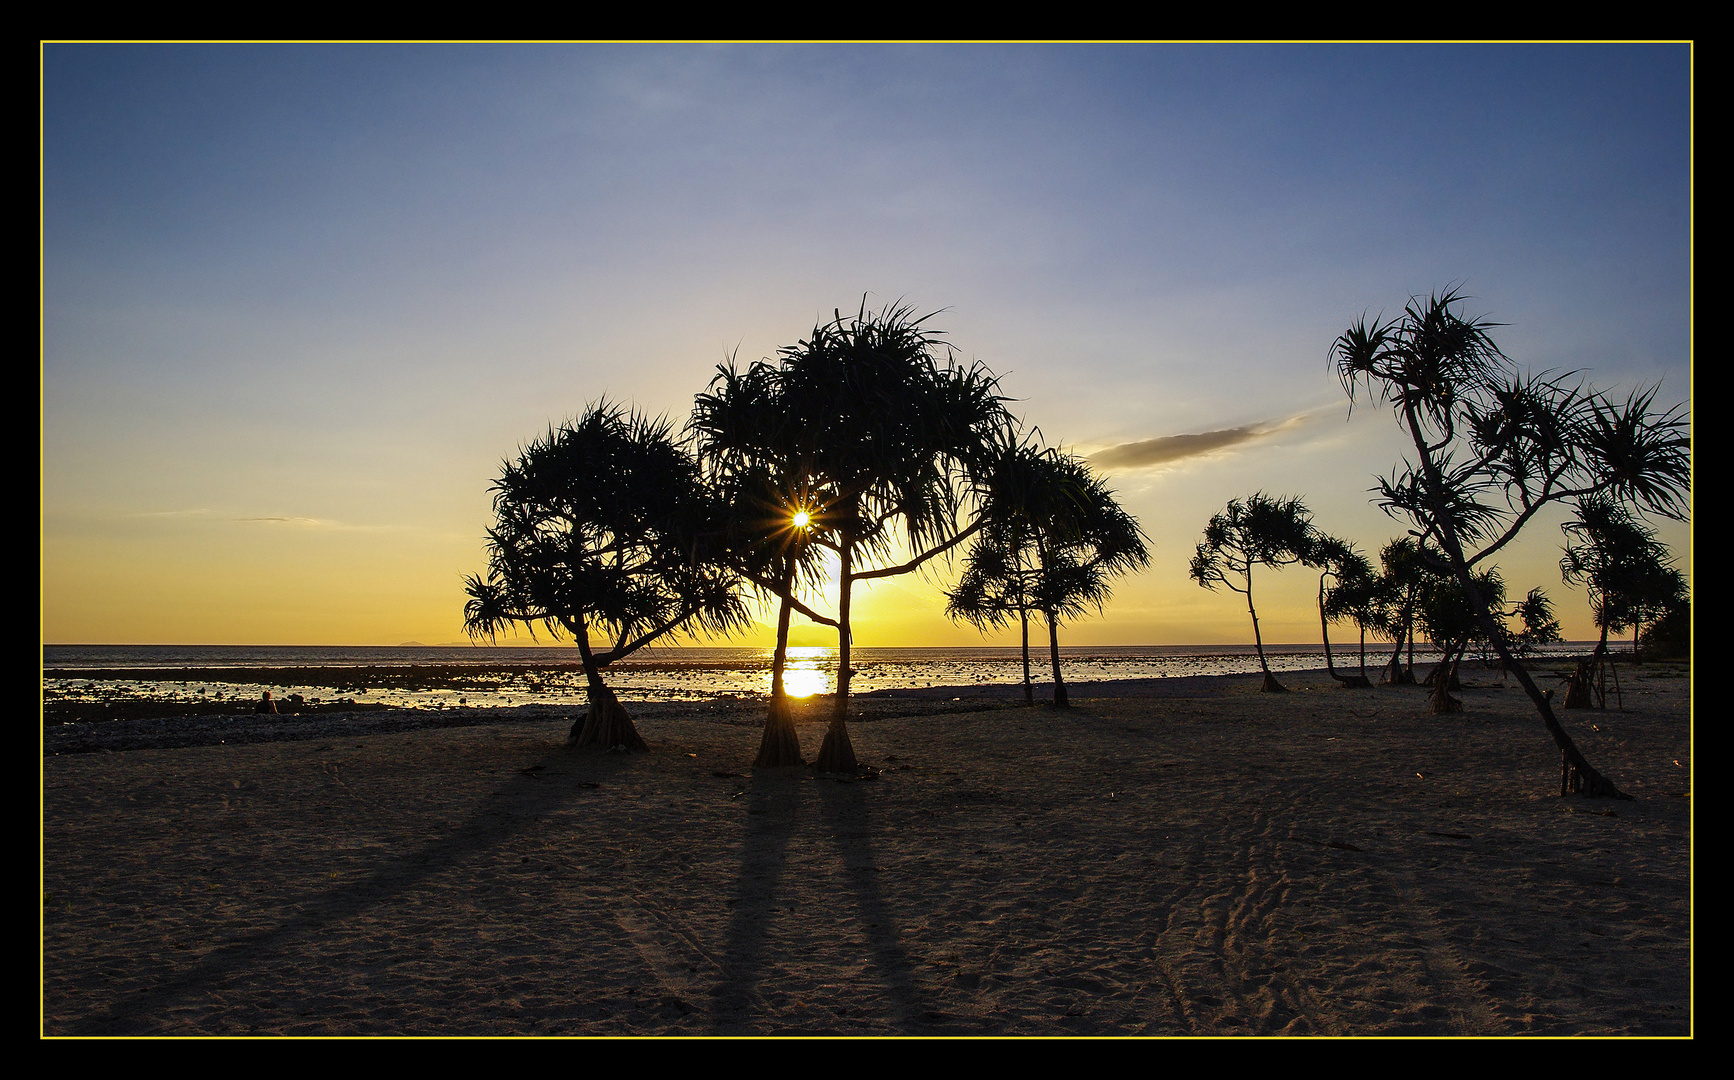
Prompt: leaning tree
<box><xmin>1331</xmin><ymin>288</ymin><xmax>1689</xmax><ymax>797</ymax></box>
<box><xmin>1190</xmin><ymin>493</ymin><xmax>1318</xmax><ymax>693</ymax></box>
<box><xmin>463</xmin><ymin>403</ymin><xmax>750</xmax><ymax>753</ymax></box>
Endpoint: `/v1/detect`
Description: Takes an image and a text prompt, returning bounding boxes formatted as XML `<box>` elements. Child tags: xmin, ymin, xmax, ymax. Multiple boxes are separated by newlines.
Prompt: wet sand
<box><xmin>41</xmin><ymin>665</ymin><xmax>1691</xmax><ymax>1036</ymax></box>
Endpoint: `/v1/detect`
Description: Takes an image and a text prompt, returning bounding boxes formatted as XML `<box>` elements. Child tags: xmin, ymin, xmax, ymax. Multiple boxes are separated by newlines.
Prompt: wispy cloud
<box><xmin>131</xmin><ymin>509</ymin><xmax>387</xmax><ymax>531</ymax></box>
<box><xmin>1088</xmin><ymin>415</ymin><xmax>1309</xmax><ymax>471</ymax></box>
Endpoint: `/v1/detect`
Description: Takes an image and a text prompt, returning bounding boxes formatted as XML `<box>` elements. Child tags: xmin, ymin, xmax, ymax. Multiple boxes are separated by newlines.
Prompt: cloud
<box><xmin>1088</xmin><ymin>415</ymin><xmax>1308</xmax><ymax>471</ymax></box>
<box><xmin>132</xmin><ymin>509</ymin><xmax>385</xmax><ymax>531</ymax></box>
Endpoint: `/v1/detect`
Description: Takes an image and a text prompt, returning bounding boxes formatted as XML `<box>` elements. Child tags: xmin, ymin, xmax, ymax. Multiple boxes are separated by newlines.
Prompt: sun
<box><xmin>792</xmin><ymin>509</ymin><xmax>811</xmax><ymax>529</ymax></box>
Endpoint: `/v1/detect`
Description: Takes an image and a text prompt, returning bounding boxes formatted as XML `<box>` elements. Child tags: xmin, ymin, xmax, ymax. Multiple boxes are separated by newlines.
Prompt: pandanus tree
<box><xmin>1558</xmin><ymin>495</ymin><xmax>1685</xmax><ymax>707</ymax></box>
<box><xmin>1331</xmin><ymin>288</ymin><xmax>1689</xmax><ymax>797</ymax></box>
<box><xmin>1190</xmin><ymin>493</ymin><xmax>1317</xmax><ymax>692</ymax></box>
<box><xmin>703</xmin><ymin>301</ymin><xmax>1012</xmax><ymax>773</ymax></box>
<box><xmin>691</xmin><ymin>359</ymin><xmax>838</xmax><ymax>767</ymax></box>
<box><xmin>946</xmin><ymin>440</ymin><xmax>1150</xmax><ymax>707</ymax></box>
<box><xmin>462</xmin><ymin>403</ymin><xmax>750</xmax><ymax>753</ymax></box>
<box><xmin>1419</xmin><ymin>568</ymin><xmax>1563</xmax><ymax>711</ymax></box>
<box><xmin>1312</xmin><ymin>535</ymin><xmax>1376</xmax><ymax>688</ymax></box>
<box><xmin>1413</xmin><ymin>564</ymin><xmax>1508</xmax><ymax>711</ymax></box>
<box><xmin>1366</xmin><ymin>538</ymin><xmax>1427</xmax><ymax>684</ymax></box>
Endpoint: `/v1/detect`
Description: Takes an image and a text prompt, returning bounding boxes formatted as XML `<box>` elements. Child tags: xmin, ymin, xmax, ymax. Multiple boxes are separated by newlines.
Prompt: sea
<box><xmin>40</xmin><ymin>642</ymin><xmax>1599</xmax><ymax>713</ymax></box>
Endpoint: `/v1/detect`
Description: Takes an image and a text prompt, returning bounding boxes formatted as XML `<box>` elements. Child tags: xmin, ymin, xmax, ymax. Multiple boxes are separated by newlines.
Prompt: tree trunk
<box><xmin>1565</xmin><ymin>627</ymin><xmax>1610</xmax><ymax>709</ymax></box>
<box><xmin>1019</xmin><ymin>605</ymin><xmax>1034</xmax><ymax>706</ymax></box>
<box><xmin>569</xmin><ymin>627</ymin><xmax>648</xmax><ymax>753</ymax></box>
<box><xmin>1381</xmin><ymin>630</ymin><xmax>1414</xmax><ymax>685</ymax></box>
<box><xmin>816</xmin><ymin>529</ymin><xmax>860</xmax><ymax>774</ymax></box>
<box><xmin>1247</xmin><ymin>570</ymin><xmax>1286</xmax><ymax>693</ymax></box>
<box><xmin>1429</xmin><ymin>642</ymin><xmax>1463</xmax><ymax>713</ymax></box>
<box><xmin>756</xmin><ymin>693</ymin><xmax>804</xmax><ymax>768</ymax></box>
<box><xmin>755</xmin><ymin>586</ymin><xmax>805</xmax><ymax>768</ymax></box>
<box><xmin>1047</xmin><ymin>610</ymin><xmax>1069</xmax><ymax>708</ymax></box>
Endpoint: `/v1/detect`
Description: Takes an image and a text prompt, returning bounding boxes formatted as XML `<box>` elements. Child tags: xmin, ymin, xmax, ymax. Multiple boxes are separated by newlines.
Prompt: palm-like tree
<box><xmin>1190</xmin><ymin>493</ymin><xmax>1317</xmax><ymax>692</ymax></box>
<box><xmin>947</xmin><ymin>520</ymin><xmax>1040</xmax><ymax>704</ymax></box>
<box><xmin>947</xmin><ymin>442</ymin><xmax>1150</xmax><ymax>707</ymax></box>
<box><xmin>700</xmin><ymin>301</ymin><xmax>1011</xmax><ymax>773</ymax></box>
<box><xmin>1311</xmin><ymin>535</ymin><xmax>1376</xmax><ymax>688</ymax></box>
<box><xmin>1332</xmin><ymin>288</ymin><xmax>1689</xmax><ymax>797</ymax></box>
<box><xmin>691</xmin><ymin>359</ymin><xmax>837</xmax><ymax>767</ymax></box>
<box><xmin>1366</xmin><ymin>538</ymin><xmax>1423</xmax><ymax>684</ymax></box>
<box><xmin>463</xmin><ymin>403</ymin><xmax>750</xmax><ymax>753</ymax></box>
<box><xmin>1559</xmin><ymin>495</ymin><xmax>1685</xmax><ymax>707</ymax></box>
<box><xmin>1414</xmin><ymin>564</ymin><xmax>1508</xmax><ymax>712</ymax></box>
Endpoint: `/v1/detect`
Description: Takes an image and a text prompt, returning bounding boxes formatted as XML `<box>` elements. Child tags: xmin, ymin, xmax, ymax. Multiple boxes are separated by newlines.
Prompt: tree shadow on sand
<box><xmin>59</xmin><ymin>746</ymin><xmax>617</xmax><ymax>1036</ymax></box>
<box><xmin>713</xmin><ymin>769</ymin><xmax>936</xmax><ymax>1034</ymax></box>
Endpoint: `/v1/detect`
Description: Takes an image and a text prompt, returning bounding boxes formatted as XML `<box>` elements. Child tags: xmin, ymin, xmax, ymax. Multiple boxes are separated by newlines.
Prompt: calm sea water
<box><xmin>41</xmin><ymin>642</ymin><xmax>1595</xmax><ymax>712</ymax></box>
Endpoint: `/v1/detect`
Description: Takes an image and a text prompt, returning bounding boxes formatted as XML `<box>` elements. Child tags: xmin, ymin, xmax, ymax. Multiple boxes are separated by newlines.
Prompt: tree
<box><xmin>462</xmin><ymin>403</ymin><xmax>750</xmax><ymax>753</ymax></box>
<box><xmin>1639</xmin><ymin>598</ymin><xmax>1690</xmax><ymax>660</ymax></box>
<box><xmin>1369</xmin><ymin>538</ymin><xmax>1428</xmax><ymax>684</ymax></box>
<box><xmin>1190</xmin><ymin>493</ymin><xmax>1317</xmax><ymax>693</ymax></box>
<box><xmin>1332</xmin><ymin>288</ymin><xmax>1689</xmax><ymax>797</ymax></box>
<box><xmin>710</xmin><ymin>301</ymin><xmax>1011</xmax><ymax>773</ymax></box>
<box><xmin>946</xmin><ymin>441</ymin><xmax>1150</xmax><ymax>707</ymax></box>
<box><xmin>1558</xmin><ymin>495</ymin><xmax>1685</xmax><ymax>706</ymax></box>
<box><xmin>1312</xmin><ymin>535</ymin><xmax>1376</xmax><ymax>688</ymax></box>
<box><xmin>1413</xmin><ymin>563</ymin><xmax>1507</xmax><ymax>712</ymax></box>
<box><xmin>691</xmin><ymin>359</ymin><xmax>838</xmax><ymax>767</ymax></box>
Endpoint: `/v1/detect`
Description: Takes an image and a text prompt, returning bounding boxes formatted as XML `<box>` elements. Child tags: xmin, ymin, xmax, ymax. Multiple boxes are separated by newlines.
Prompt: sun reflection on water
<box><xmin>774</xmin><ymin>646</ymin><xmax>835</xmax><ymax>697</ymax></box>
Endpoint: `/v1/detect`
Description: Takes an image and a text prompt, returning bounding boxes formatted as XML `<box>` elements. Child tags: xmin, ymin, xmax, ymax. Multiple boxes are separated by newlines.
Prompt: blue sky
<box><xmin>42</xmin><ymin>43</ymin><xmax>1692</xmax><ymax>645</ymax></box>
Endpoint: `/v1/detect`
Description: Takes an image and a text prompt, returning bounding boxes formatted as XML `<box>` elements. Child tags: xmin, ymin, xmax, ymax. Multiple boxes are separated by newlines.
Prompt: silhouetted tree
<box><xmin>1559</xmin><ymin>495</ymin><xmax>1685</xmax><ymax>707</ymax></box>
<box><xmin>691</xmin><ymin>360</ymin><xmax>838</xmax><ymax>767</ymax></box>
<box><xmin>1190</xmin><ymin>493</ymin><xmax>1317</xmax><ymax>692</ymax></box>
<box><xmin>1312</xmin><ymin>535</ymin><xmax>1376</xmax><ymax>688</ymax></box>
<box><xmin>1332</xmin><ymin>288</ymin><xmax>1689</xmax><ymax>797</ymax></box>
<box><xmin>1414</xmin><ymin>564</ymin><xmax>1507</xmax><ymax>712</ymax></box>
<box><xmin>737</xmin><ymin>302</ymin><xmax>1011</xmax><ymax>773</ymax></box>
<box><xmin>1369</xmin><ymin>538</ymin><xmax>1428</xmax><ymax>684</ymax></box>
<box><xmin>463</xmin><ymin>403</ymin><xmax>749</xmax><ymax>753</ymax></box>
<box><xmin>1639</xmin><ymin>598</ymin><xmax>1690</xmax><ymax>660</ymax></box>
<box><xmin>947</xmin><ymin>441</ymin><xmax>1149</xmax><ymax>707</ymax></box>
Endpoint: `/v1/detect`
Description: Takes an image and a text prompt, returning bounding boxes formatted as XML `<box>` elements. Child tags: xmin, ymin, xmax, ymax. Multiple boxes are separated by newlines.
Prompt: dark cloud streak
<box><xmin>1089</xmin><ymin>424</ymin><xmax>1272</xmax><ymax>470</ymax></box>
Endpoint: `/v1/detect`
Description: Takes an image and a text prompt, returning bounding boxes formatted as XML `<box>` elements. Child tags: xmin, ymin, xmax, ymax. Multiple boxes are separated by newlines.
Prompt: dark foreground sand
<box><xmin>41</xmin><ymin>666</ymin><xmax>1691</xmax><ymax>1037</ymax></box>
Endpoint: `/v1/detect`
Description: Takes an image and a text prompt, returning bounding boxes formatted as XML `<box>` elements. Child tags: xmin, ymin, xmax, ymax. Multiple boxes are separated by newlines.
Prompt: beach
<box><xmin>41</xmin><ymin>664</ymin><xmax>1692</xmax><ymax>1037</ymax></box>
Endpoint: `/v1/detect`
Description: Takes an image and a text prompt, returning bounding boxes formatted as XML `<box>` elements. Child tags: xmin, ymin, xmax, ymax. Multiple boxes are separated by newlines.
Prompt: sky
<box><xmin>41</xmin><ymin>43</ymin><xmax>1692</xmax><ymax>648</ymax></box>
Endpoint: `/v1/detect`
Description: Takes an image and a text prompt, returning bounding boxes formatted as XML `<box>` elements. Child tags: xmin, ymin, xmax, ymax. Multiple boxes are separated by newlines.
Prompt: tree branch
<box><xmin>850</xmin><ymin>519</ymin><xmax>984</xmax><ymax>582</ymax></box>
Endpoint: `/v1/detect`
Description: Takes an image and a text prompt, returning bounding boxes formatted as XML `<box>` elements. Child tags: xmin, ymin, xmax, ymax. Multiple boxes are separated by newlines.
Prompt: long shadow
<box><xmin>712</xmin><ymin>769</ymin><xmax>931</xmax><ymax>1034</ymax></box>
<box><xmin>710</xmin><ymin>768</ymin><xmax>806</xmax><ymax>1031</ymax></box>
<box><xmin>810</xmin><ymin>777</ymin><xmax>932</xmax><ymax>1033</ymax></box>
<box><xmin>61</xmin><ymin>743</ymin><xmax>607</xmax><ymax>1035</ymax></box>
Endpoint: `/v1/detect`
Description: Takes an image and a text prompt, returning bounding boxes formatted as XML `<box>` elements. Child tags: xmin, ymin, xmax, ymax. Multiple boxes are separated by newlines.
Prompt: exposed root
<box><xmin>753</xmin><ymin>694</ymin><xmax>805</xmax><ymax>768</ymax></box>
<box><xmin>814</xmin><ymin>716</ymin><xmax>859</xmax><ymax>774</ymax></box>
<box><xmin>1562</xmin><ymin>662</ymin><xmax>1596</xmax><ymax>709</ymax></box>
<box><xmin>568</xmin><ymin>683</ymin><xmax>649</xmax><ymax>754</ymax></box>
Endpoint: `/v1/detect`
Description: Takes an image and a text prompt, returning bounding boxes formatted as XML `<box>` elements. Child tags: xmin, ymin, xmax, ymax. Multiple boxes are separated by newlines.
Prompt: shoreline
<box><xmin>44</xmin><ymin>659</ymin><xmax>1683</xmax><ymax>756</ymax></box>
<box><xmin>43</xmin><ymin>665</ymin><xmax>1691</xmax><ymax>1036</ymax></box>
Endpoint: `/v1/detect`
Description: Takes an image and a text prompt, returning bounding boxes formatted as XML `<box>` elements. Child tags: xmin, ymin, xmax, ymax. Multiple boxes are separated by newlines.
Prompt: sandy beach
<box><xmin>41</xmin><ymin>664</ymin><xmax>1692</xmax><ymax>1037</ymax></box>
